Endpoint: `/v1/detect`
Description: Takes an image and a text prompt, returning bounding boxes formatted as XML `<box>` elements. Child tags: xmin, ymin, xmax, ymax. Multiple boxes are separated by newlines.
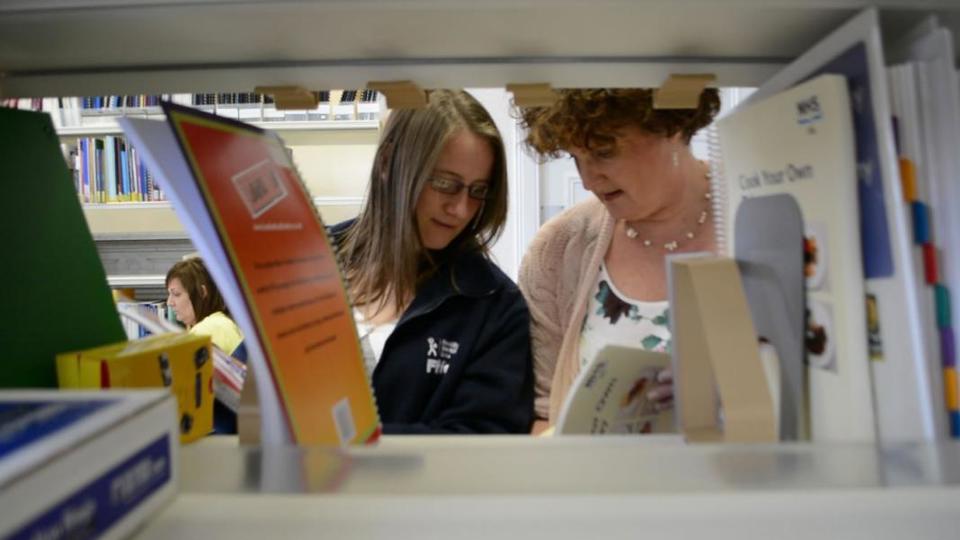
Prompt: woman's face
<box><xmin>166</xmin><ymin>277</ymin><xmax>197</xmax><ymax>327</ymax></box>
<box><xmin>568</xmin><ymin>127</ymin><xmax>684</xmax><ymax>222</ymax></box>
<box><xmin>415</xmin><ymin>129</ymin><xmax>493</xmax><ymax>250</ymax></box>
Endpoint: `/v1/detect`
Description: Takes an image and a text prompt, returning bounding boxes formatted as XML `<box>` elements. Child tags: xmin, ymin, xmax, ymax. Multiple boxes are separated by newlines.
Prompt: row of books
<box><xmin>2</xmin><ymin>91</ymin><xmax>383</xmax><ymax>132</ymax></box>
<box><xmin>193</xmin><ymin>90</ymin><xmax>377</xmax><ymax>105</ymax></box>
<box><xmin>118</xmin><ymin>301</ymin><xmax>178</xmax><ymax>339</ymax></box>
<box><xmin>81</xmin><ymin>94</ymin><xmax>171</xmax><ymax>109</ymax></box>
<box><xmin>64</xmin><ymin>135</ymin><xmax>164</xmax><ymax>204</ymax></box>
<box><xmin>5</xmin><ymin>90</ymin><xmax>381</xmax><ymax>113</ymax></box>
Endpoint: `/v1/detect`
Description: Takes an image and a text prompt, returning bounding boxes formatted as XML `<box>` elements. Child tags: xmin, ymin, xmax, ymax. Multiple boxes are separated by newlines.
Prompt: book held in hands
<box><xmin>556</xmin><ymin>345</ymin><xmax>675</xmax><ymax>436</ymax></box>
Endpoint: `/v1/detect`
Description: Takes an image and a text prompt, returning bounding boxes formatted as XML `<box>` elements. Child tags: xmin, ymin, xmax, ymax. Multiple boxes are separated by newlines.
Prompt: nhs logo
<box><xmin>796</xmin><ymin>95</ymin><xmax>822</xmax><ymax>126</ymax></box>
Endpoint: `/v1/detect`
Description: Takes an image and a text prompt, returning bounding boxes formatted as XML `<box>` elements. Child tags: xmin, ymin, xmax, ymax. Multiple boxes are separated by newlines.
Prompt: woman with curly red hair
<box><xmin>517</xmin><ymin>88</ymin><xmax>721</xmax><ymax>433</ymax></box>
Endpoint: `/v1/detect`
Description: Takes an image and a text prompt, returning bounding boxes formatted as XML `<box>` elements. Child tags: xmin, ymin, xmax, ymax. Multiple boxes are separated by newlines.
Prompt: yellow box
<box><xmin>56</xmin><ymin>332</ymin><xmax>213</xmax><ymax>443</ymax></box>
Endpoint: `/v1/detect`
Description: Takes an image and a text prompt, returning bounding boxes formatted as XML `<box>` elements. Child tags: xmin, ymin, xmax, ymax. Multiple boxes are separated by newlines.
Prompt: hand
<box><xmin>531</xmin><ymin>419</ymin><xmax>552</xmax><ymax>436</ymax></box>
<box><xmin>646</xmin><ymin>367</ymin><xmax>674</xmax><ymax>412</ymax></box>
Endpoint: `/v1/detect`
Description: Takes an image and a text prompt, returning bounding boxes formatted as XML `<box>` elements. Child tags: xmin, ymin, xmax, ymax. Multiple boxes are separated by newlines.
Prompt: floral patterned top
<box><xmin>579</xmin><ymin>263</ymin><xmax>671</xmax><ymax>369</ymax></box>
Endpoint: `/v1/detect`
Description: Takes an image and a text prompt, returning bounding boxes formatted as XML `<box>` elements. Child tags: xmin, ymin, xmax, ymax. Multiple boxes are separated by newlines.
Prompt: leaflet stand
<box><xmin>670</xmin><ymin>256</ymin><xmax>778</xmax><ymax>443</ymax></box>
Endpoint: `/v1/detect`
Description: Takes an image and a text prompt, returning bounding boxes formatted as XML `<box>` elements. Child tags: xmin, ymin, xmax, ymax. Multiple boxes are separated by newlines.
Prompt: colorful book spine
<box><xmin>79</xmin><ymin>138</ymin><xmax>90</xmax><ymax>203</ymax></box>
<box><xmin>67</xmin><ymin>136</ymin><xmax>164</xmax><ymax>204</ymax></box>
<box><xmin>936</xmin><ymin>285</ymin><xmax>958</xmax><ymax>435</ymax></box>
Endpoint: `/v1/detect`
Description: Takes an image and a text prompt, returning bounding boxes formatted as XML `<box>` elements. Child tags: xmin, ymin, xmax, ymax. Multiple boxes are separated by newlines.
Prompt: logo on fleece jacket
<box><xmin>425</xmin><ymin>337</ymin><xmax>459</xmax><ymax>375</ymax></box>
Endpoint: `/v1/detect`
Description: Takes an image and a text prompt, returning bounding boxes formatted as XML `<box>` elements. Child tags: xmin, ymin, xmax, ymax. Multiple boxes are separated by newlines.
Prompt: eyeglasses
<box><xmin>428</xmin><ymin>176</ymin><xmax>491</xmax><ymax>201</ymax></box>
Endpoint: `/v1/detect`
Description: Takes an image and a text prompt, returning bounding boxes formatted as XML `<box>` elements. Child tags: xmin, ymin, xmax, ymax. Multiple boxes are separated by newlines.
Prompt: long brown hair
<box><xmin>340</xmin><ymin>89</ymin><xmax>508</xmax><ymax>313</ymax></box>
<box><xmin>165</xmin><ymin>257</ymin><xmax>228</xmax><ymax>324</ymax></box>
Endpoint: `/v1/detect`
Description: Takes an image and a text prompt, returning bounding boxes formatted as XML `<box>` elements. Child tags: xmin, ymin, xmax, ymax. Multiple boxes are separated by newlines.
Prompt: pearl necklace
<box><xmin>624</xmin><ymin>170</ymin><xmax>712</xmax><ymax>252</ymax></box>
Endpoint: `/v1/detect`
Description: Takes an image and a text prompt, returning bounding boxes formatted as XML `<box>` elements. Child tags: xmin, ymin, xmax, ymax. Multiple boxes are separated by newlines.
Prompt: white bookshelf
<box><xmin>138</xmin><ymin>435</ymin><xmax>960</xmax><ymax>540</ymax></box>
<box><xmin>108</xmin><ymin>274</ymin><xmax>165</xmax><ymax>288</ymax></box>
<box><xmin>83</xmin><ymin>196</ymin><xmax>364</xmax><ymax>211</ymax></box>
<box><xmin>57</xmin><ymin>119</ymin><xmax>378</xmax><ymax>137</ymax></box>
<box><xmin>5</xmin><ymin>1</ymin><xmax>960</xmax><ymax>535</ymax></box>
<box><xmin>59</xmin><ymin>100</ymin><xmax>378</xmax><ymax>232</ymax></box>
<box><xmin>2</xmin><ymin>1</ymin><xmax>960</xmax><ymax>96</ymax></box>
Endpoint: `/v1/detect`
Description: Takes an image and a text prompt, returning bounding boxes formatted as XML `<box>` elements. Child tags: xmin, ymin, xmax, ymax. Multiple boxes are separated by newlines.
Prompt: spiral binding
<box><xmin>706</xmin><ymin>123</ymin><xmax>728</xmax><ymax>255</ymax></box>
<box><xmin>287</xmin><ymin>147</ymin><xmax>383</xmax><ymax>428</ymax></box>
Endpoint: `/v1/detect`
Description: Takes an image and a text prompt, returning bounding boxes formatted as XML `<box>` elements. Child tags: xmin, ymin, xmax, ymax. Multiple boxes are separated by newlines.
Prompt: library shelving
<box><xmin>29</xmin><ymin>91</ymin><xmax>381</xmax><ymax>299</ymax></box>
<box><xmin>3</xmin><ymin>1</ymin><xmax>960</xmax><ymax>537</ymax></box>
<box><xmin>2</xmin><ymin>2</ymin><xmax>960</xmax><ymax>94</ymax></box>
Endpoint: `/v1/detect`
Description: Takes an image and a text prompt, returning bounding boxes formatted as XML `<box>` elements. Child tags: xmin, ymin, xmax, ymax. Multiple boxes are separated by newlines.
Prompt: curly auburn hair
<box><xmin>519</xmin><ymin>88</ymin><xmax>720</xmax><ymax>159</ymax></box>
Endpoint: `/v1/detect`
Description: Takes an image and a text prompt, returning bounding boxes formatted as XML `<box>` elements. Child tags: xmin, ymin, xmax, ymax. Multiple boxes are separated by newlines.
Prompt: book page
<box><xmin>556</xmin><ymin>345</ymin><xmax>674</xmax><ymax>435</ymax></box>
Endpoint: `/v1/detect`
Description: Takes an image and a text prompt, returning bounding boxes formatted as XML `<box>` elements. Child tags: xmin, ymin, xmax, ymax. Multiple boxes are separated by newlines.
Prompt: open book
<box><xmin>555</xmin><ymin>345</ymin><xmax>674</xmax><ymax>435</ymax></box>
<box><xmin>119</xmin><ymin>104</ymin><xmax>380</xmax><ymax>446</ymax></box>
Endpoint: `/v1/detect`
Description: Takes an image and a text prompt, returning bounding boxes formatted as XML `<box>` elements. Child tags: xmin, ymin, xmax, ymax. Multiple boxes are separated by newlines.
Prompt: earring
<box><xmin>671</xmin><ymin>149</ymin><xmax>679</xmax><ymax>168</ymax></box>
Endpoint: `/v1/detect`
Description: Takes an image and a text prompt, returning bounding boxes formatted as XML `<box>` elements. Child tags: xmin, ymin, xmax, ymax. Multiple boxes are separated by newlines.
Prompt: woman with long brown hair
<box><xmin>332</xmin><ymin>89</ymin><xmax>533</xmax><ymax>434</ymax></box>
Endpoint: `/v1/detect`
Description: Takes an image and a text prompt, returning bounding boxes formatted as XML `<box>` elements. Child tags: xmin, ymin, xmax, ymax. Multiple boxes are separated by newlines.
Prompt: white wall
<box><xmin>281</xmin><ymin>128</ymin><xmax>380</xmax><ymax>226</ymax></box>
<box><xmin>467</xmin><ymin>88</ymin><xmax>540</xmax><ymax>281</ymax></box>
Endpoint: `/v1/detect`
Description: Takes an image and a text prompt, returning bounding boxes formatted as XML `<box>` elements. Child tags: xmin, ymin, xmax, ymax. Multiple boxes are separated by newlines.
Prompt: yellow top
<box><xmin>191</xmin><ymin>311</ymin><xmax>243</xmax><ymax>356</ymax></box>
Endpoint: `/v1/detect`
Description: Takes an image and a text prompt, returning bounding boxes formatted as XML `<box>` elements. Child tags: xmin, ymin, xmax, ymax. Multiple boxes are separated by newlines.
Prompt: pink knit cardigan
<box><xmin>518</xmin><ymin>199</ymin><xmax>615</xmax><ymax>423</ymax></box>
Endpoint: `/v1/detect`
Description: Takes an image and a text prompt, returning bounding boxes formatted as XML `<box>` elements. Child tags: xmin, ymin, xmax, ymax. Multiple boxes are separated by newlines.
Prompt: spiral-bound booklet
<box><xmin>740</xmin><ymin>8</ymin><xmax>947</xmax><ymax>442</ymax></box>
<box><xmin>712</xmin><ymin>74</ymin><xmax>877</xmax><ymax>441</ymax></box>
<box><xmin>119</xmin><ymin>104</ymin><xmax>380</xmax><ymax>446</ymax></box>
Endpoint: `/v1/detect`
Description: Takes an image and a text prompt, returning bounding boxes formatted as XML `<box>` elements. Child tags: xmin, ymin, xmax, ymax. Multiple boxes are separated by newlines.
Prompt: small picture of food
<box><xmin>805</xmin><ymin>300</ymin><xmax>836</xmax><ymax>371</ymax></box>
<box><xmin>804</xmin><ymin>222</ymin><xmax>829</xmax><ymax>291</ymax></box>
<box><xmin>804</xmin><ymin>236</ymin><xmax>818</xmax><ymax>278</ymax></box>
<box><xmin>611</xmin><ymin>368</ymin><xmax>662</xmax><ymax>434</ymax></box>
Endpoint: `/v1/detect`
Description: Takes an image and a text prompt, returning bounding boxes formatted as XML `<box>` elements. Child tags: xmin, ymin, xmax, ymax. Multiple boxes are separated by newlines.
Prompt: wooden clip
<box><xmin>653</xmin><ymin>74</ymin><xmax>716</xmax><ymax>109</ymax></box>
<box><xmin>366</xmin><ymin>80</ymin><xmax>426</xmax><ymax>109</ymax></box>
<box><xmin>506</xmin><ymin>83</ymin><xmax>559</xmax><ymax>107</ymax></box>
<box><xmin>254</xmin><ymin>85</ymin><xmax>318</xmax><ymax>110</ymax></box>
